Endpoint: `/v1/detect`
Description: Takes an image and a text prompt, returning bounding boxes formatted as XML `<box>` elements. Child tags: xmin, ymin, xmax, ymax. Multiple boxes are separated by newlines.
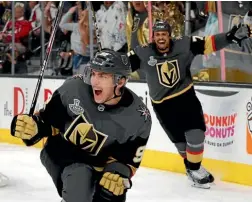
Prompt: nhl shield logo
<box><xmin>148</xmin><ymin>56</ymin><xmax>157</xmax><ymax>66</ymax></box>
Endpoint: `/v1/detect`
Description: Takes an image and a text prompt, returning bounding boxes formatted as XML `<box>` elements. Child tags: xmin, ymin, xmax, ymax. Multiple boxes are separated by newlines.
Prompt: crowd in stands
<box><xmin>0</xmin><ymin>1</ymin><xmax>251</xmax><ymax>83</ymax></box>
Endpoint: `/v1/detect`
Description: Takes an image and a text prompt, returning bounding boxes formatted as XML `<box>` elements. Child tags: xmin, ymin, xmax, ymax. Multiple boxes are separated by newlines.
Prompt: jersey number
<box><xmin>133</xmin><ymin>146</ymin><xmax>146</xmax><ymax>163</ymax></box>
<box><xmin>192</xmin><ymin>36</ymin><xmax>204</xmax><ymax>42</ymax></box>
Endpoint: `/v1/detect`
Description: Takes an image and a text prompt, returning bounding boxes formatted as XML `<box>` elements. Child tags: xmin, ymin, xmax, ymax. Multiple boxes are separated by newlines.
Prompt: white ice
<box><xmin>0</xmin><ymin>143</ymin><xmax>251</xmax><ymax>202</ymax></box>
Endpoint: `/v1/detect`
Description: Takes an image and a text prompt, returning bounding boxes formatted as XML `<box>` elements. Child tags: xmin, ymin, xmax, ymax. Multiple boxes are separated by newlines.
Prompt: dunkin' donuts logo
<box><xmin>246</xmin><ymin>99</ymin><xmax>252</xmax><ymax>154</ymax></box>
<box><xmin>204</xmin><ymin>113</ymin><xmax>237</xmax><ymax>147</ymax></box>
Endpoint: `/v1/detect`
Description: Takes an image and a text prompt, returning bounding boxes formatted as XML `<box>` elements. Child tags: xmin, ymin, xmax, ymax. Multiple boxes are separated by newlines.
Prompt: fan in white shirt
<box><xmin>96</xmin><ymin>1</ymin><xmax>127</xmax><ymax>51</ymax></box>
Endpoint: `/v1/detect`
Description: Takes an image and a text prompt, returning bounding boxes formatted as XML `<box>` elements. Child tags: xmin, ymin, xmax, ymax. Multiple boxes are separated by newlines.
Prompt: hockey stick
<box><xmin>29</xmin><ymin>1</ymin><xmax>64</xmax><ymax>116</ymax></box>
<box><xmin>85</xmin><ymin>1</ymin><xmax>102</xmax><ymax>51</ymax></box>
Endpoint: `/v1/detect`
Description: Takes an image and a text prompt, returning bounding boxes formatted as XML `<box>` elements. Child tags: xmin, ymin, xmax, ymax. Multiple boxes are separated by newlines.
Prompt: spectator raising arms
<box><xmin>29</xmin><ymin>1</ymin><xmax>42</xmax><ymax>29</ymax></box>
<box><xmin>59</xmin><ymin>5</ymin><xmax>96</xmax><ymax>74</ymax></box>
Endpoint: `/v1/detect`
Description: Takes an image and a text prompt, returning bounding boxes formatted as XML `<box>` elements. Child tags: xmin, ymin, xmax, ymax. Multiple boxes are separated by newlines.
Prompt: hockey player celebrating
<box><xmin>127</xmin><ymin>21</ymin><xmax>252</xmax><ymax>189</ymax></box>
<box><xmin>10</xmin><ymin>49</ymin><xmax>152</xmax><ymax>202</ymax></box>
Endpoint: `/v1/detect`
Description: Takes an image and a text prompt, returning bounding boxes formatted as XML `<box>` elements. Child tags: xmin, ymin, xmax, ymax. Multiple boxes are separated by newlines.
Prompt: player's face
<box><xmin>90</xmin><ymin>70</ymin><xmax>115</xmax><ymax>104</ymax></box>
<box><xmin>153</xmin><ymin>31</ymin><xmax>170</xmax><ymax>52</ymax></box>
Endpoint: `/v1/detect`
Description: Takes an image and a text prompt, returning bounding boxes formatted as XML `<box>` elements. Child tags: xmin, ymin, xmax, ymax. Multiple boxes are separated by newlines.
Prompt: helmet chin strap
<box><xmin>102</xmin><ymin>85</ymin><xmax>122</xmax><ymax>105</ymax></box>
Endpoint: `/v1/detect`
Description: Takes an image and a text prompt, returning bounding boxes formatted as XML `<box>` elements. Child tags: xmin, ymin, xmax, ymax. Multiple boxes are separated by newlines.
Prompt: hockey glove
<box><xmin>226</xmin><ymin>23</ymin><xmax>252</xmax><ymax>46</ymax></box>
<box><xmin>11</xmin><ymin>114</ymin><xmax>52</xmax><ymax>146</ymax></box>
<box><xmin>11</xmin><ymin>115</ymin><xmax>38</xmax><ymax>140</ymax></box>
<box><xmin>99</xmin><ymin>172</ymin><xmax>128</xmax><ymax>196</ymax></box>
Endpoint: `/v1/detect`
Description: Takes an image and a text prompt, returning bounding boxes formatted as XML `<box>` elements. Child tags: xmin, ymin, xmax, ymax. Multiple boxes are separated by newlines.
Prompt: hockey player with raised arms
<box><xmin>127</xmin><ymin>20</ymin><xmax>252</xmax><ymax>188</ymax></box>
<box><xmin>10</xmin><ymin>49</ymin><xmax>152</xmax><ymax>202</ymax></box>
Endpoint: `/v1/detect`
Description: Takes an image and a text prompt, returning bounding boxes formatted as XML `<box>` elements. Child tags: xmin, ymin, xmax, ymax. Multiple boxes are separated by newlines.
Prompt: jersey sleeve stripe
<box><xmin>204</xmin><ymin>35</ymin><xmax>217</xmax><ymax>55</ymax></box>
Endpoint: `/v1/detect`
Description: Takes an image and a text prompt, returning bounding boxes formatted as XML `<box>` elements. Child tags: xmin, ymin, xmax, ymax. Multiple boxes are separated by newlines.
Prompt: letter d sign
<box><xmin>14</xmin><ymin>87</ymin><xmax>25</xmax><ymax>116</ymax></box>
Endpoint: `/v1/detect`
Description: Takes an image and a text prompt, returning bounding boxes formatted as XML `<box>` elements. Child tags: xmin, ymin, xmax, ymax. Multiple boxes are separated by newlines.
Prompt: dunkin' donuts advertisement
<box><xmin>195</xmin><ymin>88</ymin><xmax>242</xmax><ymax>156</ymax></box>
<box><xmin>204</xmin><ymin>113</ymin><xmax>237</xmax><ymax>148</ymax></box>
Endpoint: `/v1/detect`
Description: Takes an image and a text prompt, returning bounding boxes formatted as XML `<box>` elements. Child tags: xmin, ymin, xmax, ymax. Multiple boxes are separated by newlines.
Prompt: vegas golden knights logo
<box><xmin>63</xmin><ymin>114</ymin><xmax>108</xmax><ymax>156</ymax></box>
<box><xmin>156</xmin><ymin>60</ymin><xmax>180</xmax><ymax>88</ymax></box>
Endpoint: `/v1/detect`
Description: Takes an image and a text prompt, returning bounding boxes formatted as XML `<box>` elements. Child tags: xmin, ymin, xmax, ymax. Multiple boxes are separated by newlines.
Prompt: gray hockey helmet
<box><xmin>83</xmin><ymin>49</ymin><xmax>132</xmax><ymax>86</ymax></box>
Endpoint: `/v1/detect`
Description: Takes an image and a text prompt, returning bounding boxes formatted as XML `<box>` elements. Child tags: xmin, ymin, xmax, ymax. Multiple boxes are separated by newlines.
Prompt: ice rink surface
<box><xmin>0</xmin><ymin>143</ymin><xmax>251</xmax><ymax>202</ymax></box>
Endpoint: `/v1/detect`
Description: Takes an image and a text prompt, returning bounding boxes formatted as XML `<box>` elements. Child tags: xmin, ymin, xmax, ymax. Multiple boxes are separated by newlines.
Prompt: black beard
<box><xmin>157</xmin><ymin>45</ymin><xmax>169</xmax><ymax>51</ymax></box>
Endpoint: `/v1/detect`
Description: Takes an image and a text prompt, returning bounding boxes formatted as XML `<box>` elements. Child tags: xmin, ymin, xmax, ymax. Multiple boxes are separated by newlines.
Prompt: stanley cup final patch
<box><xmin>148</xmin><ymin>56</ymin><xmax>157</xmax><ymax>66</ymax></box>
<box><xmin>69</xmin><ymin>99</ymin><xmax>84</xmax><ymax>115</ymax></box>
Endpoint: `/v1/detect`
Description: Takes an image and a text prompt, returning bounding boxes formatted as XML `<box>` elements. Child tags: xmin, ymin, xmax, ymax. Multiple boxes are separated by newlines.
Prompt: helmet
<box><xmin>83</xmin><ymin>49</ymin><xmax>132</xmax><ymax>86</ymax></box>
<box><xmin>90</xmin><ymin>49</ymin><xmax>131</xmax><ymax>77</ymax></box>
<box><xmin>153</xmin><ymin>20</ymin><xmax>172</xmax><ymax>35</ymax></box>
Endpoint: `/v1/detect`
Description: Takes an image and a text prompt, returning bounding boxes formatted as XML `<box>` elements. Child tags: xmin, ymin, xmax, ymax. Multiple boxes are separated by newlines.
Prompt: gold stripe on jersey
<box><xmin>151</xmin><ymin>83</ymin><xmax>194</xmax><ymax>104</ymax></box>
<box><xmin>107</xmin><ymin>156</ymin><xmax>117</xmax><ymax>164</ymax></box>
<box><xmin>51</xmin><ymin>127</ymin><xmax>60</xmax><ymax>136</ymax></box>
<box><xmin>93</xmin><ymin>166</ymin><xmax>104</xmax><ymax>172</ymax></box>
<box><xmin>204</xmin><ymin>36</ymin><xmax>216</xmax><ymax>55</ymax></box>
<box><xmin>128</xmin><ymin>164</ymin><xmax>137</xmax><ymax>176</ymax></box>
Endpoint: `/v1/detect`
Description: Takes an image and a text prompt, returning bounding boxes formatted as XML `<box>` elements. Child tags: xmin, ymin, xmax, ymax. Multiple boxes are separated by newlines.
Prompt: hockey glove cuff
<box><xmin>226</xmin><ymin>23</ymin><xmax>252</xmax><ymax>46</ymax></box>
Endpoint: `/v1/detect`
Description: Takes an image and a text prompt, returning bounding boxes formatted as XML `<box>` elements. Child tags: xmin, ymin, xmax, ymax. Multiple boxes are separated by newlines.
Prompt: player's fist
<box><xmin>10</xmin><ymin>115</ymin><xmax>38</xmax><ymax>140</ymax></box>
<box><xmin>99</xmin><ymin>172</ymin><xmax>125</xmax><ymax>196</ymax></box>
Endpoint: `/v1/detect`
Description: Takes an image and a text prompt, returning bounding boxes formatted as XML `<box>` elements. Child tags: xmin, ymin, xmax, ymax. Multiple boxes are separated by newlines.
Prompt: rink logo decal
<box><xmin>156</xmin><ymin>59</ymin><xmax>180</xmax><ymax>88</ymax></box>
<box><xmin>137</xmin><ymin>105</ymin><xmax>151</xmax><ymax>122</ymax></box>
<box><xmin>63</xmin><ymin>114</ymin><xmax>108</xmax><ymax>156</ymax></box>
<box><xmin>204</xmin><ymin>113</ymin><xmax>237</xmax><ymax>148</ymax></box>
<box><xmin>246</xmin><ymin>98</ymin><xmax>252</xmax><ymax>154</ymax></box>
<box><xmin>69</xmin><ymin>99</ymin><xmax>84</xmax><ymax>115</ymax></box>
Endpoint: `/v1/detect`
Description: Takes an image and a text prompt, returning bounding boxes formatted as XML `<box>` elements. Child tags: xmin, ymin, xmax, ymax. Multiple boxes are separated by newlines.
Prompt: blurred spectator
<box><xmin>152</xmin><ymin>1</ymin><xmax>184</xmax><ymax>39</ymax></box>
<box><xmin>96</xmin><ymin>1</ymin><xmax>127</xmax><ymax>51</ymax></box>
<box><xmin>126</xmin><ymin>1</ymin><xmax>150</xmax><ymax>80</ymax></box>
<box><xmin>59</xmin><ymin>6</ymin><xmax>94</xmax><ymax>74</ymax></box>
<box><xmin>0</xmin><ymin>1</ymin><xmax>11</xmax><ymax>26</ymax></box>
<box><xmin>44</xmin><ymin>1</ymin><xmax>58</xmax><ymax>34</ymax></box>
<box><xmin>0</xmin><ymin>2</ymin><xmax>32</xmax><ymax>54</ymax></box>
<box><xmin>126</xmin><ymin>1</ymin><xmax>149</xmax><ymax>52</ymax></box>
<box><xmin>240</xmin><ymin>10</ymin><xmax>252</xmax><ymax>53</ymax></box>
<box><xmin>29</xmin><ymin>1</ymin><xmax>42</xmax><ymax>29</ymax></box>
